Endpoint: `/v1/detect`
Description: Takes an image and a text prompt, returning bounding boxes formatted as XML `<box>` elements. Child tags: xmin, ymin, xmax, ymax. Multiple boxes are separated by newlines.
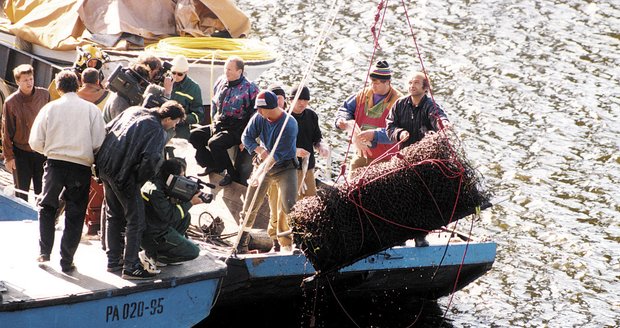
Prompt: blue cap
<box><xmin>255</xmin><ymin>90</ymin><xmax>278</xmax><ymax>109</ymax></box>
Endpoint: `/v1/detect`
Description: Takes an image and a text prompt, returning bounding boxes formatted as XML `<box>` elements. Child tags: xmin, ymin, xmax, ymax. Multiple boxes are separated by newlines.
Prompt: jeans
<box><xmin>267</xmin><ymin>168</ymin><xmax>316</xmax><ymax>246</ymax></box>
<box><xmin>38</xmin><ymin>159</ymin><xmax>91</xmax><ymax>268</ymax></box>
<box><xmin>101</xmin><ymin>174</ymin><xmax>145</xmax><ymax>271</ymax></box>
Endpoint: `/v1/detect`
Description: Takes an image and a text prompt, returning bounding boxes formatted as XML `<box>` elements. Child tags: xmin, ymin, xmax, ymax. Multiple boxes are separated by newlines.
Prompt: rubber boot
<box><xmin>414</xmin><ymin>235</ymin><xmax>429</xmax><ymax>247</ymax></box>
<box><xmin>269</xmin><ymin>239</ymin><xmax>281</xmax><ymax>253</ymax></box>
<box><xmin>236</xmin><ymin>232</ymin><xmax>250</xmax><ymax>254</ymax></box>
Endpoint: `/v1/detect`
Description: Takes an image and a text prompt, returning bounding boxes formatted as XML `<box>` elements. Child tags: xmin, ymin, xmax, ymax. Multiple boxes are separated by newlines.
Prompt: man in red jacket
<box><xmin>2</xmin><ymin>64</ymin><xmax>50</xmax><ymax>201</ymax></box>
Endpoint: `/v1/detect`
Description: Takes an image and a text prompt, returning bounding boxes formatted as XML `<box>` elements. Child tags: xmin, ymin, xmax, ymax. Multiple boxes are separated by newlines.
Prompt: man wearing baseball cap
<box><xmin>235</xmin><ymin>90</ymin><xmax>298</xmax><ymax>254</ymax></box>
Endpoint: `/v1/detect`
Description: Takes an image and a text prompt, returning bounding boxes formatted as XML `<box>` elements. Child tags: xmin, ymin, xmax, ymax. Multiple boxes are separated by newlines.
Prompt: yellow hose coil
<box><xmin>145</xmin><ymin>36</ymin><xmax>274</xmax><ymax>61</ymax></box>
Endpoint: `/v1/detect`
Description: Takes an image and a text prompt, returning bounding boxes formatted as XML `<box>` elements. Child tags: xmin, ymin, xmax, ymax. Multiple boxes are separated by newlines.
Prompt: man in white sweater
<box><xmin>29</xmin><ymin>70</ymin><xmax>106</xmax><ymax>273</ymax></box>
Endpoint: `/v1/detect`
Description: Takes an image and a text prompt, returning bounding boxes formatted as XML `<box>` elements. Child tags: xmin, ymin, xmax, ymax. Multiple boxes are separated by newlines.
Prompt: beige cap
<box><xmin>170</xmin><ymin>55</ymin><xmax>189</xmax><ymax>73</ymax></box>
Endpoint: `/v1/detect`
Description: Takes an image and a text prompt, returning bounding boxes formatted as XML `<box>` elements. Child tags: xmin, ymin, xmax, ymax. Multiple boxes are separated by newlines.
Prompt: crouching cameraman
<box><xmin>139</xmin><ymin>158</ymin><xmax>203</xmax><ymax>271</ymax></box>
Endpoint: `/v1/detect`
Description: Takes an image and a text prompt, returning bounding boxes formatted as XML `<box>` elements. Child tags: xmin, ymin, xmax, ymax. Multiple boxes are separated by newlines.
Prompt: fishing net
<box><xmin>290</xmin><ymin>129</ymin><xmax>491</xmax><ymax>273</ymax></box>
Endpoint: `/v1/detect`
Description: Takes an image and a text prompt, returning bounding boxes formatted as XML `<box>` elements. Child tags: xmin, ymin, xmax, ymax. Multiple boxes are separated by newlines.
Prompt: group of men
<box><xmin>228</xmin><ymin>61</ymin><xmax>450</xmax><ymax>253</ymax></box>
<box><xmin>1</xmin><ymin>46</ymin><xmax>450</xmax><ymax>279</ymax></box>
<box><xmin>1</xmin><ymin>48</ymin><xmax>210</xmax><ymax>279</ymax></box>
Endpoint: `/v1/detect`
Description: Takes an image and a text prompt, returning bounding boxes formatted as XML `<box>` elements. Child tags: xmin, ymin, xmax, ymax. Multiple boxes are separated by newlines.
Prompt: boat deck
<box><xmin>0</xmin><ymin>215</ymin><xmax>226</xmax><ymax>310</ymax></box>
<box><xmin>0</xmin><ymin>193</ymin><xmax>227</xmax><ymax>328</ymax></box>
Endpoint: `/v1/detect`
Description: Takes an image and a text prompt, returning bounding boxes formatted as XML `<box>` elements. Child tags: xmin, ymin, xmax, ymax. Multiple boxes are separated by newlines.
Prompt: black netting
<box><xmin>291</xmin><ymin>130</ymin><xmax>491</xmax><ymax>273</ymax></box>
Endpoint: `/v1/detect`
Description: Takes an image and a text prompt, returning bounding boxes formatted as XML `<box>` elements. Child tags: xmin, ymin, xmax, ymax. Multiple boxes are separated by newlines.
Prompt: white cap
<box><xmin>170</xmin><ymin>55</ymin><xmax>189</xmax><ymax>73</ymax></box>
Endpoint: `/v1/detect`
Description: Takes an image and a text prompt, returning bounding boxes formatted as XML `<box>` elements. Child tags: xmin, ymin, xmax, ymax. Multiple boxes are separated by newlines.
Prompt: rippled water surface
<box><xmin>226</xmin><ymin>0</ymin><xmax>619</xmax><ymax>327</ymax></box>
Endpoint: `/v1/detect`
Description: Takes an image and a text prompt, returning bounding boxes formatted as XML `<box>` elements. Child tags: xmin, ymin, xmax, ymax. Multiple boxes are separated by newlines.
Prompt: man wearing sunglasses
<box><xmin>165</xmin><ymin>55</ymin><xmax>204</xmax><ymax>140</ymax></box>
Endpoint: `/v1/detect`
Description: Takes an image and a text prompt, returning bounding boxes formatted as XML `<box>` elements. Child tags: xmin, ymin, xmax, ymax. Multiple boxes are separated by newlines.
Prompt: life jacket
<box><xmin>354</xmin><ymin>86</ymin><xmax>402</xmax><ymax>159</ymax></box>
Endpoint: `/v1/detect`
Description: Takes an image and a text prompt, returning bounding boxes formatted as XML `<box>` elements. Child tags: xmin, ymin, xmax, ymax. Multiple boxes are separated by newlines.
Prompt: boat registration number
<box><xmin>105</xmin><ymin>297</ymin><xmax>164</xmax><ymax>322</ymax></box>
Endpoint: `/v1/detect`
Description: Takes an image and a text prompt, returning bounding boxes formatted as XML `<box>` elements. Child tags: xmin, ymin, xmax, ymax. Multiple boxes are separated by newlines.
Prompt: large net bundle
<box><xmin>290</xmin><ymin>130</ymin><xmax>490</xmax><ymax>273</ymax></box>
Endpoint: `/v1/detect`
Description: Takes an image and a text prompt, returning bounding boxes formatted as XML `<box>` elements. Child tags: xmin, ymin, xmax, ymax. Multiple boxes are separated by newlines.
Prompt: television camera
<box><xmin>106</xmin><ymin>65</ymin><xmax>150</xmax><ymax>106</ymax></box>
<box><xmin>153</xmin><ymin>61</ymin><xmax>173</xmax><ymax>85</ymax></box>
<box><xmin>142</xmin><ymin>84</ymin><xmax>169</xmax><ymax>109</ymax></box>
<box><xmin>165</xmin><ymin>175</ymin><xmax>215</xmax><ymax>204</ymax></box>
<box><xmin>107</xmin><ymin>65</ymin><xmax>169</xmax><ymax>108</ymax></box>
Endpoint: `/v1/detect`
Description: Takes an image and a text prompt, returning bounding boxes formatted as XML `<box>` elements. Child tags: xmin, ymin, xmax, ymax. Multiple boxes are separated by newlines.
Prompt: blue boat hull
<box><xmin>1</xmin><ymin>277</ymin><xmax>221</xmax><ymax>328</ymax></box>
<box><xmin>215</xmin><ymin>239</ymin><xmax>496</xmax><ymax>305</ymax></box>
<box><xmin>0</xmin><ymin>194</ymin><xmax>227</xmax><ymax>328</ymax></box>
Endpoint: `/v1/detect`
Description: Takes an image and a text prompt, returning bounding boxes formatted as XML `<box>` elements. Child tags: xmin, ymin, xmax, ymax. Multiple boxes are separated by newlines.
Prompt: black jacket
<box><xmin>386</xmin><ymin>95</ymin><xmax>449</xmax><ymax>148</ymax></box>
<box><xmin>96</xmin><ymin>107</ymin><xmax>167</xmax><ymax>189</ymax></box>
<box><xmin>292</xmin><ymin>108</ymin><xmax>322</xmax><ymax>170</ymax></box>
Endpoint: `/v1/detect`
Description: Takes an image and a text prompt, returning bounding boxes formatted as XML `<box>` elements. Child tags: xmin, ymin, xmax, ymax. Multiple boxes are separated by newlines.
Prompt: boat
<box><xmin>0</xmin><ymin>193</ymin><xmax>227</xmax><ymax>327</ymax></box>
<box><xmin>1</xmin><ymin>0</ymin><xmax>496</xmax><ymax>318</ymax></box>
<box><xmin>0</xmin><ymin>0</ymin><xmax>276</xmax><ymax>105</ymax></box>
<box><xmin>185</xmin><ymin>164</ymin><xmax>496</xmax><ymax>307</ymax></box>
<box><xmin>206</xmin><ymin>230</ymin><xmax>496</xmax><ymax>306</ymax></box>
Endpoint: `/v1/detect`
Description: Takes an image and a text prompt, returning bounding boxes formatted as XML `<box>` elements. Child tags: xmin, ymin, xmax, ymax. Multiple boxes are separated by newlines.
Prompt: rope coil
<box><xmin>145</xmin><ymin>36</ymin><xmax>275</xmax><ymax>61</ymax></box>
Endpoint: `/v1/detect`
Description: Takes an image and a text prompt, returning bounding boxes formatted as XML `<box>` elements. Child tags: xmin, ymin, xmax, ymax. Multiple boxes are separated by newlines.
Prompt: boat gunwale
<box><xmin>0</xmin><ymin>259</ymin><xmax>226</xmax><ymax>312</ymax></box>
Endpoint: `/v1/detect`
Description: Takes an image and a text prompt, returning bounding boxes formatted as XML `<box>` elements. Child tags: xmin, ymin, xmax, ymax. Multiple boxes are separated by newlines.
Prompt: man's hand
<box><xmin>336</xmin><ymin>118</ymin><xmax>348</xmax><ymax>130</ymax></box>
<box><xmin>358</xmin><ymin>145</ymin><xmax>373</xmax><ymax>158</ymax></box>
<box><xmin>4</xmin><ymin>159</ymin><xmax>15</xmax><ymax>173</ymax></box>
<box><xmin>316</xmin><ymin>143</ymin><xmax>331</xmax><ymax>158</ymax></box>
<box><xmin>296</xmin><ymin>148</ymin><xmax>310</xmax><ymax>158</ymax></box>
<box><xmin>191</xmin><ymin>192</ymin><xmax>204</xmax><ymax>205</ymax></box>
<box><xmin>358</xmin><ymin>130</ymin><xmax>375</xmax><ymax>144</ymax></box>
<box><xmin>163</xmin><ymin>76</ymin><xmax>173</xmax><ymax>97</ymax></box>
<box><xmin>255</xmin><ymin>146</ymin><xmax>269</xmax><ymax>161</ymax></box>
<box><xmin>248</xmin><ymin>154</ymin><xmax>275</xmax><ymax>187</ymax></box>
<box><xmin>352</xmin><ymin>129</ymin><xmax>373</xmax><ymax>158</ymax></box>
<box><xmin>399</xmin><ymin>131</ymin><xmax>410</xmax><ymax>142</ymax></box>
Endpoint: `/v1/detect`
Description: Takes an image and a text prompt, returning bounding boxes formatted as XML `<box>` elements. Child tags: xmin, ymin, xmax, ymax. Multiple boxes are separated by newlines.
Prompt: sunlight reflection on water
<box><xmin>236</xmin><ymin>0</ymin><xmax>619</xmax><ymax>326</ymax></box>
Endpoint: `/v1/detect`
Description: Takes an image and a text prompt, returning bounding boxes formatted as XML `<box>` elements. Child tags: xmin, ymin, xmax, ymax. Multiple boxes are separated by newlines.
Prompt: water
<box><xmin>207</xmin><ymin>0</ymin><xmax>619</xmax><ymax>327</ymax></box>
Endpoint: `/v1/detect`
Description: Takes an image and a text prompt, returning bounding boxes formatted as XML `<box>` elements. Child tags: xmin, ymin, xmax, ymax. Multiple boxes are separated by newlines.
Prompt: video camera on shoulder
<box><xmin>165</xmin><ymin>175</ymin><xmax>215</xmax><ymax>204</ymax></box>
<box><xmin>153</xmin><ymin>61</ymin><xmax>172</xmax><ymax>85</ymax></box>
<box><xmin>142</xmin><ymin>84</ymin><xmax>169</xmax><ymax>109</ymax></box>
<box><xmin>106</xmin><ymin>65</ymin><xmax>149</xmax><ymax>106</ymax></box>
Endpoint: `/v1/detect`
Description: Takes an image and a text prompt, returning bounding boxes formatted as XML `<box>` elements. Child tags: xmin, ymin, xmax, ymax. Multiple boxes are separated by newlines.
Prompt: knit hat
<box><xmin>369</xmin><ymin>60</ymin><xmax>391</xmax><ymax>80</ymax></box>
<box><xmin>255</xmin><ymin>90</ymin><xmax>279</xmax><ymax>109</ymax></box>
<box><xmin>269</xmin><ymin>84</ymin><xmax>286</xmax><ymax>98</ymax></box>
<box><xmin>289</xmin><ymin>84</ymin><xmax>310</xmax><ymax>100</ymax></box>
<box><xmin>170</xmin><ymin>55</ymin><xmax>189</xmax><ymax>73</ymax></box>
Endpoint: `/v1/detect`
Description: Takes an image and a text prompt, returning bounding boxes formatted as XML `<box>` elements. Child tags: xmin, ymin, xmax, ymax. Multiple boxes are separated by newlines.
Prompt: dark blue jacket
<box><xmin>96</xmin><ymin>107</ymin><xmax>167</xmax><ymax>189</ymax></box>
<box><xmin>386</xmin><ymin>95</ymin><xmax>449</xmax><ymax>148</ymax></box>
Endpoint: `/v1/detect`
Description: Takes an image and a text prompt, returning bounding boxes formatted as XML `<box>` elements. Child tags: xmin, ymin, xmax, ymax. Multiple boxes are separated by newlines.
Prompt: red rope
<box><xmin>399</xmin><ymin>0</ymin><xmax>465</xmax><ymax>173</ymax></box>
<box><xmin>331</xmin><ymin>6</ymin><xmax>483</xmax><ymax>327</ymax></box>
<box><xmin>337</xmin><ymin>0</ymin><xmax>389</xmax><ymax>184</ymax></box>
